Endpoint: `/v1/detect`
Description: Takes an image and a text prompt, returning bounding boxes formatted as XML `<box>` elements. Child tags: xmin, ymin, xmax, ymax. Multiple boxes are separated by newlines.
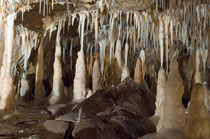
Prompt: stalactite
<box><xmin>73</xmin><ymin>14</ymin><xmax>87</xmax><ymax>102</ymax></box>
<box><xmin>159</xmin><ymin>17</ymin><xmax>164</xmax><ymax>68</ymax></box>
<box><xmin>186</xmin><ymin>84</ymin><xmax>210</xmax><ymax>139</ymax></box>
<box><xmin>52</xmin><ymin>0</ymin><xmax>54</xmax><ymax>10</ymax></box>
<box><xmin>99</xmin><ymin>39</ymin><xmax>106</xmax><ymax>75</ymax></box>
<box><xmin>92</xmin><ymin>58</ymin><xmax>100</xmax><ymax>93</ymax></box>
<box><xmin>94</xmin><ymin>11</ymin><xmax>98</xmax><ymax>47</ymax></box>
<box><xmin>80</xmin><ymin>14</ymin><xmax>86</xmax><ymax>50</ymax></box>
<box><xmin>39</xmin><ymin>0</ymin><xmax>42</xmax><ymax>14</ymax></box>
<box><xmin>49</xmin><ymin>21</ymin><xmax>64</xmax><ymax>105</ymax></box>
<box><xmin>43</xmin><ymin>0</ymin><xmax>46</xmax><ymax>16</ymax></box>
<box><xmin>161</xmin><ymin>61</ymin><xmax>186</xmax><ymax>131</ymax></box>
<box><xmin>34</xmin><ymin>37</ymin><xmax>44</xmax><ymax>100</ymax></box>
<box><xmin>164</xmin><ymin>16</ymin><xmax>169</xmax><ymax>74</ymax></box>
<box><xmin>0</xmin><ymin>13</ymin><xmax>16</xmax><ymax>111</ymax></box>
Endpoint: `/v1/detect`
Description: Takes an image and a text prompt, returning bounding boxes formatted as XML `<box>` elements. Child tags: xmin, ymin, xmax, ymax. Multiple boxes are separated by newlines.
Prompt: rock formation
<box><xmin>186</xmin><ymin>83</ymin><xmax>210</xmax><ymax>139</ymax></box>
<box><xmin>92</xmin><ymin>58</ymin><xmax>101</xmax><ymax>93</ymax></box>
<box><xmin>161</xmin><ymin>61</ymin><xmax>186</xmax><ymax>131</ymax></box>
<box><xmin>134</xmin><ymin>58</ymin><xmax>143</xmax><ymax>84</ymax></box>
<box><xmin>156</xmin><ymin>68</ymin><xmax>167</xmax><ymax>132</ymax></box>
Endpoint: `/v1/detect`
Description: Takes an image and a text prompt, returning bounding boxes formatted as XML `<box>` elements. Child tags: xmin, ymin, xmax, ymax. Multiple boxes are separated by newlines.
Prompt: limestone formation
<box><xmin>121</xmin><ymin>65</ymin><xmax>130</xmax><ymax>81</ymax></box>
<box><xmin>191</xmin><ymin>48</ymin><xmax>202</xmax><ymax>89</ymax></box>
<box><xmin>186</xmin><ymin>83</ymin><xmax>210</xmax><ymax>139</ymax></box>
<box><xmin>161</xmin><ymin>61</ymin><xmax>186</xmax><ymax>131</ymax></box>
<box><xmin>20</xmin><ymin>75</ymin><xmax>30</xmax><ymax>102</ymax></box>
<box><xmin>134</xmin><ymin>58</ymin><xmax>142</xmax><ymax>84</ymax></box>
<box><xmin>73</xmin><ymin>49</ymin><xmax>86</xmax><ymax>101</ymax></box>
<box><xmin>0</xmin><ymin>13</ymin><xmax>16</xmax><ymax>111</ymax></box>
<box><xmin>49</xmin><ymin>23</ymin><xmax>64</xmax><ymax>105</ymax></box>
<box><xmin>92</xmin><ymin>58</ymin><xmax>101</xmax><ymax>93</ymax></box>
<box><xmin>140</xmin><ymin>50</ymin><xmax>146</xmax><ymax>79</ymax></box>
<box><xmin>34</xmin><ymin>37</ymin><xmax>44</xmax><ymax>100</ymax></box>
<box><xmin>156</xmin><ymin>68</ymin><xmax>166</xmax><ymax>132</ymax></box>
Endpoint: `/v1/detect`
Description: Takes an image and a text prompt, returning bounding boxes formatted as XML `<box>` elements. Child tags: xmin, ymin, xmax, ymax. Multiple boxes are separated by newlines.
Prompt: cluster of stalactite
<box><xmin>0</xmin><ymin>0</ymin><xmax>209</xmax><ymax>138</ymax></box>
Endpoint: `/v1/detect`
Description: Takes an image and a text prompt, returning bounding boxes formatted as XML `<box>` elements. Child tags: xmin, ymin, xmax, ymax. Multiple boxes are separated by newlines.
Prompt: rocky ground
<box><xmin>0</xmin><ymin>78</ymin><xmax>157</xmax><ymax>139</ymax></box>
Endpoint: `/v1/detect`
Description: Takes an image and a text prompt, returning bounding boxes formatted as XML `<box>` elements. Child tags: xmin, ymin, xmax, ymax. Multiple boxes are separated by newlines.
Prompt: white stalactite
<box><xmin>73</xmin><ymin>14</ymin><xmax>87</xmax><ymax>102</ymax></box>
<box><xmin>124</xmin><ymin>43</ymin><xmax>129</xmax><ymax>67</ymax></box>
<box><xmin>159</xmin><ymin>17</ymin><xmax>164</xmax><ymax>68</ymax></box>
<box><xmin>99</xmin><ymin>39</ymin><xmax>106</xmax><ymax>75</ymax></box>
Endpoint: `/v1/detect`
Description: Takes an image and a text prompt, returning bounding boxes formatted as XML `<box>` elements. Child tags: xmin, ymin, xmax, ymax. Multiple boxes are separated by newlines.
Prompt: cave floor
<box><xmin>0</xmin><ymin>101</ymin><xmax>58</xmax><ymax>139</ymax></box>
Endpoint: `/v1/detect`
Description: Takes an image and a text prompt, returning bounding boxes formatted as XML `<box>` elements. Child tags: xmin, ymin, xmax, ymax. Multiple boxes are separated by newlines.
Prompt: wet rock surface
<box><xmin>0</xmin><ymin>78</ymin><xmax>156</xmax><ymax>138</ymax></box>
<box><xmin>61</xmin><ymin>78</ymin><xmax>156</xmax><ymax>138</ymax></box>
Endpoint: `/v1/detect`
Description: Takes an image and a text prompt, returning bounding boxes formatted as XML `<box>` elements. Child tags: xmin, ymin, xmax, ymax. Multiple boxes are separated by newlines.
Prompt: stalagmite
<box><xmin>134</xmin><ymin>58</ymin><xmax>142</xmax><ymax>84</ymax></box>
<box><xmin>34</xmin><ymin>37</ymin><xmax>44</xmax><ymax>100</ymax></box>
<box><xmin>121</xmin><ymin>66</ymin><xmax>130</xmax><ymax>82</ymax></box>
<box><xmin>92</xmin><ymin>58</ymin><xmax>101</xmax><ymax>93</ymax></box>
<box><xmin>0</xmin><ymin>13</ymin><xmax>16</xmax><ymax>111</ymax></box>
<box><xmin>191</xmin><ymin>48</ymin><xmax>202</xmax><ymax>91</ymax></box>
<box><xmin>186</xmin><ymin>84</ymin><xmax>210</xmax><ymax>139</ymax></box>
<box><xmin>20</xmin><ymin>74</ymin><xmax>30</xmax><ymax>102</ymax></box>
<box><xmin>140</xmin><ymin>49</ymin><xmax>146</xmax><ymax>80</ymax></box>
<box><xmin>200</xmin><ymin>47</ymin><xmax>208</xmax><ymax>71</ymax></box>
<box><xmin>113</xmin><ymin>39</ymin><xmax>123</xmax><ymax>85</ymax></box>
<box><xmin>115</xmin><ymin>39</ymin><xmax>123</xmax><ymax>67</ymax></box>
<box><xmin>161</xmin><ymin>61</ymin><xmax>186</xmax><ymax>131</ymax></box>
<box><xmin>156</xmin><ymin>68</ymin><xmax>166</xmax><ymax>132</ymax></box>
<box><xmin>73</xmin><ymin>13</ymin><xmax>87</xmax><ymax>102</ymax></box>
<box><xmin>73</xmin><ymin>49</ymin><xmax>86</xmax><ymax>101</ymax></box>
<box><xmin>203</xmin><ymin>83</ymin><xmax>210</xmax><ymax>113</ymax></box>
<box><xmin>121</xmin><ymin>43</ymin><xmax>130</xmax><ymax>81</ymax></box>
<box><xmin>49</xmin><ymin>22</ymin><xmax>64</xmax><ymax>105</ymax></box>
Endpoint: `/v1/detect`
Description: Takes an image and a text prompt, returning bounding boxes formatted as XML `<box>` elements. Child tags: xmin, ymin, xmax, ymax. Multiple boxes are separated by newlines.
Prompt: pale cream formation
<box><xmin>73</xmin><ymin>49</ymin><xmax>86</xmax><ymax>101</ymax></box>
<box><xmin>92</xmin><ymin>58</ymin><xmax>101</xmax><ymax>93</ymax></box>
<box><xmin>49</xmin><ymin>23</ymin><xmax>64</xmax><ymax>105</ymax></box>
<box><xmin>0</xmin><ymin>14</ymin><xmax>16</xmax><ymax>111</ymax></box>
<box><xmin>156</xmin><ymin>68</ymin><xmax>167</xmax><ymax>132</ymax></box>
